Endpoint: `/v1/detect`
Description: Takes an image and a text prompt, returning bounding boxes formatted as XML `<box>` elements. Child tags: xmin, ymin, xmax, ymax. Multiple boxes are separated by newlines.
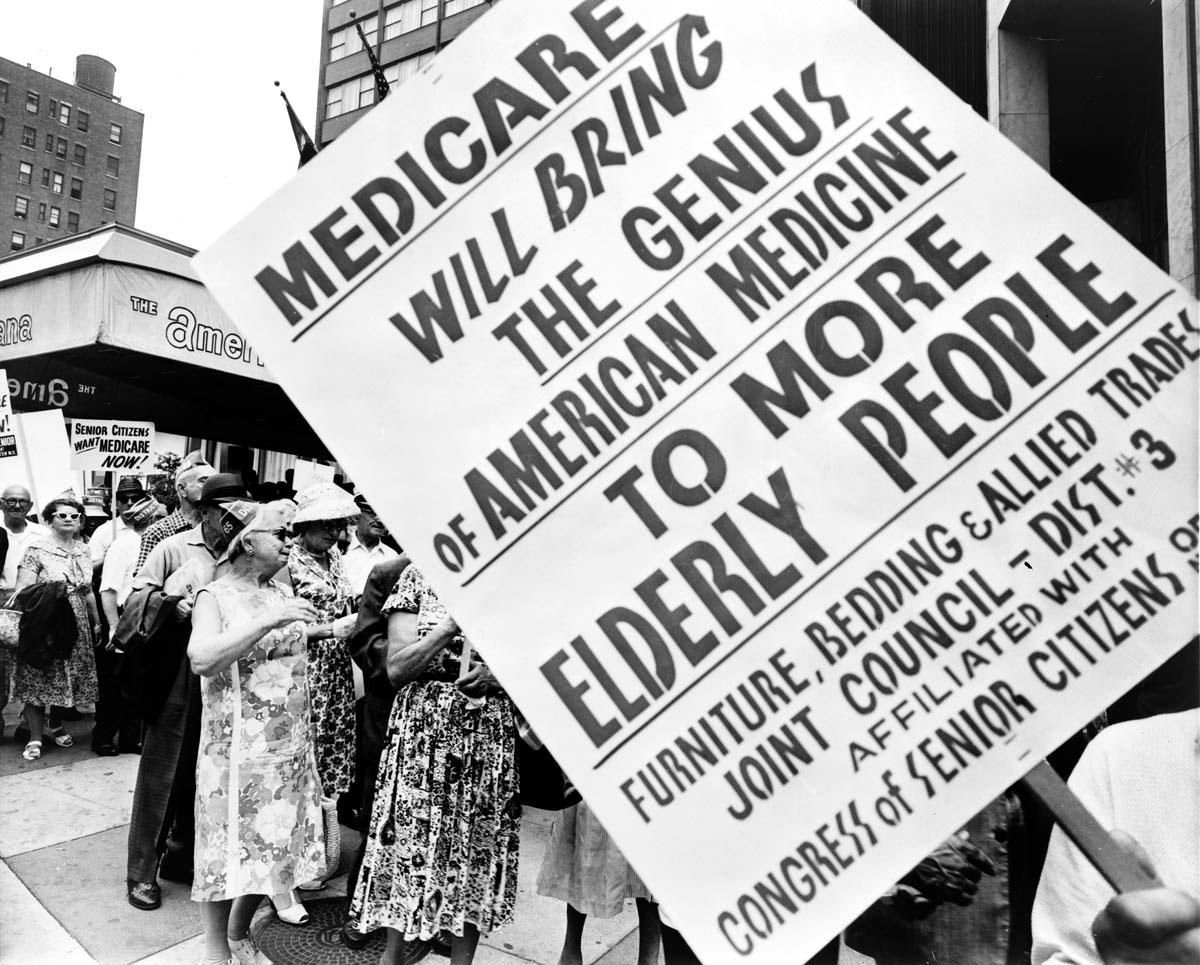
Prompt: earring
<box><xmin>246</xmin><ymin>547</ymin><xmax>255</xmax><ymax>559</ymax></box>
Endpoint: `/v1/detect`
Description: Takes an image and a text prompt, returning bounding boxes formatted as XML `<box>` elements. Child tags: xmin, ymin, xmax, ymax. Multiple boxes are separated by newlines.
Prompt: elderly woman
<box><xmin>12</xmin><ymin>495</ymin><xmax>100</xmax><ymax>762</ymax></box>
<box><xmin>188</xmin><ymin>501</ymin><xmax>325</xmax><ymax>965</ymax></box>
<box><xmin>286</xmin><ymin>483</ymin><xmax>359</xmax><ymax>857</ymax></box>
<box><xmin>350</xmin><ymin>565</ymin><xmax>520</xmax><ymax>965</ymax></box>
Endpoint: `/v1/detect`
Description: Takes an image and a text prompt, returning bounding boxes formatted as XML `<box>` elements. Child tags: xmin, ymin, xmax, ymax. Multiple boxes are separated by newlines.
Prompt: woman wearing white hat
<box><xmin>286</xmin><ymin>482</ymin><xmax>359</xmax><ymax>884</ymax></box>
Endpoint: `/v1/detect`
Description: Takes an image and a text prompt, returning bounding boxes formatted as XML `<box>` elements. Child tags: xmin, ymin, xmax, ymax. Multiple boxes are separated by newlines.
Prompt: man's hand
<box><xmin>330</xmin><ymin>614</ymin><xmax>357</xmax><ymax>640</ymax></box>
<box><xmin>174</xmin><ymin>598</ymin><xmax>194</xmax><ymax>622</ymax></box>
<box><xmin>1093</xmin><ymin>831</ymin><xmax>1200</xmax><ymax>964</ymax></box>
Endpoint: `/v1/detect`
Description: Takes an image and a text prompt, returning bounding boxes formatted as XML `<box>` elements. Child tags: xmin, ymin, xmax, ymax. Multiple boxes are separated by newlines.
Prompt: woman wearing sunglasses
<box><xmin>188</xmin><ymin>500</ymin><xmax>325</xmax><ymax>965</ymax></box>
<box><xmin>11</xmin><ymin>495</ymin><xmax>101</xmax><ymax>761</ymax></box>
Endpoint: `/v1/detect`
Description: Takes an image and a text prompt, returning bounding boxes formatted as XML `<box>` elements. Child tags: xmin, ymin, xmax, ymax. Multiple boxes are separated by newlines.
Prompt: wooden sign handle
<box><xmin>1019</xmin><ymin>759</ymin><xmax>1158</xmax><ymax>893</ymax></box>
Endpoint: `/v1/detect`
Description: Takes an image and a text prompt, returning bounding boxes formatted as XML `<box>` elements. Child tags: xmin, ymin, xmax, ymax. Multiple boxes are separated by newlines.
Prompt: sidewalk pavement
<box><xmin>0</xmin><ymin>709</ymin><xmax>870</xmax><ymax>965</ymax></box>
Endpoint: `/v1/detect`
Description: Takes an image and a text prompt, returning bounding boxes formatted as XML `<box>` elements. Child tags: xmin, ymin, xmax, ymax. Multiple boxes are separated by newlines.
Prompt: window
<box><xmin>109</xmin><ymin>122</ymin><xmax>122</xmax><ymax>144</ymax></box>
<box><xmin>0</xmin><ymin>117</ymin><xmax>4</xmax><ymax>138</ymax></box>
<box><xmin>324</xmin><ymin>84</ymin><xmax>343</xmax><ymax>120</ymax></box>
<box><xmin>40</xmin><ymin>168</ymin><xmax>50</xmax><ymax>186</ymax></box>
<box><xmin>25</xmin><ymin>90</ymin><xmax>39</xmax><ymax>114</ymax></box>
<box><xmin>21</xmin><ymin>126</ymin><xmax>35</xmax><ymax>148</ymax></box>
<box><xmin>17</xmin><ymin>161</ymin><xmax>32</xmax><ymax>184</ymax></box>
<box><xmin>67</xmin><ymin>211</ymin><xmax>79</xmax><ymax>232</ymax></box>
<box><xmin>74</xmin><ymin>144</ymin><xmax>86</xmax><ymax>165</ymax></box>
<box><xmin>43</xmin><ymin>133</ymin><xmax>53</xmax><ymax>152</ymax></box>
<box><xmin>14</xmin><ymin>196</ymin><xmax>28</xmax><ymax>220</ymax></box>
<box><xmin>58</xmin><ymin>103</ymin><xmax>70</xmax><ymax>125</ymax></box>
<box><xmin>11</xmin><ymin>231</ymin><xmax>25</xmax><ymax>250</ymax></box>
<box><xmin>48</xmin><ymin>206</ymin><xmax>60</xmax><ymax>228</ymax></box>
<box><xmin>384</xmin><ymin>1</ymin><xmax>420</xmax><ymax>40</ymax></box>
<box><xmin>420</xmin><ymin>0</ymin><xmax>440</xmax><ymax>27</ymax></box>
<box><xmin>330</xmin><ymin>14</ymin><xmax>379</xmax><ymax>60</ymax></box>
<box><xmin>0</xmin><ymin>80</ymin><xmax>8</xmax><ymax>104</ymax></box>
<box><xmin>69</xmin><ymin>177</ymin><xmax>82</xmax><ymax>200</ymax></box>
<box><xmin>77</xmin><ymin>109</ymin><xmax>89</xmax><ymax>132</ymax></box>
<box><xmin>52</xmin><ymin>172</ymin><xmax>63</xmax><ymax>194</ymax></box>
<box><xmin>49</xmin><ymin>98</ymin><xmax>58</xmax><ymax>118</ymax></box>
<box><xmin>106</xmin><ymin>155</ymin><xmax>120</xmax><ymax>177</ymax></box>
<box><xmin>103</xmin><ymin>188</ymin><xmax>116</xmax><ymax>210</ymax></box>
<box><xmin>37</xmin><ymin>202</ymin><xmax>45</xmax><ymax>222</ymax></box>
<box><xmin>55</xmin><ymin>137</ymin><xmax>67</xmax><ymax>159</ymax></box>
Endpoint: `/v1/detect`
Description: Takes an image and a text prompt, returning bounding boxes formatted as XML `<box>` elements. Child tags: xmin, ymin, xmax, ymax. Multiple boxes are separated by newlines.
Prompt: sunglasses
<box><xmin>267</xmin><ymin>528</ymin><xmax>293</xmax><ymax>541</ymax></box>
<box><xmin>53</xmin><ymin>512</ymin><xmax>81</xmax><ymax>521</ymax></box>
<box><xmin>2</xmin><ymin>498</ymin><xmax>32</xmax><ymax>508</ymax></box>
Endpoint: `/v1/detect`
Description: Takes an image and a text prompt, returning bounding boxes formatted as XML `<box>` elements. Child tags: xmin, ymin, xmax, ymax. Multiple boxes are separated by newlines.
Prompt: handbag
<box><xmin>515</xmin><ymin>715</ymin><xmax>581</xmax><ymax>811</ymax></box>
<box><xmin>0</xmin><ymin>592</ymin><xmax>21</xmax><ymax>652</ymax></box>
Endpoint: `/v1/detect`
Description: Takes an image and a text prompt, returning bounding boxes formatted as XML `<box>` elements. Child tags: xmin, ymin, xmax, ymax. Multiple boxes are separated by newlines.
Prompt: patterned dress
<box><xmin>350</xmin><ymin>566</ymin><xmax>520</xmax><ymax>940</ymax></box>
<box><xmin>192</xmin><ymin>579</ymin><xmax>326</xmax><ymax>901</ymax></box>
<box><xmin>287</xmin><ymin>544</ymin><xmax>355</xmax><ymax>798</ymax></box>
<box><xmin>11</xmin><ymin>538</ymin><xmax>99</xmax><ymax>707</ymax></box>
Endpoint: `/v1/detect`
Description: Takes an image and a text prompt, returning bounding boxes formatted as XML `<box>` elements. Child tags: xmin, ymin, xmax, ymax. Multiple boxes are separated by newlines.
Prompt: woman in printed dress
<box><xmin>12</xmin><ymin>495</ymin><xmax>100</xmax><ymax>761</ymax></box>
<box><xmin>286</xmin><ymin>483</ymin><xmax>358</xmax><ymax>814</ymax></box>
<box><xmin>351</xmin><ymin>565</ymin><xmax>520</xmax><ymax>965</ymax></box>
<box><xmin>188</xmin><ymin>501</ymin><xmax>326</xmax><ymax>965</ymax></box>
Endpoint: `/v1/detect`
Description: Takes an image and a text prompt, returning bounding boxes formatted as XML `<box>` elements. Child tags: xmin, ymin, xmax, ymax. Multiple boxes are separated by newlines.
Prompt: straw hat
<box><xmin>292</xmin><ymin>482</ymin><xmax>359</xmax><ymax>525</ymax></box>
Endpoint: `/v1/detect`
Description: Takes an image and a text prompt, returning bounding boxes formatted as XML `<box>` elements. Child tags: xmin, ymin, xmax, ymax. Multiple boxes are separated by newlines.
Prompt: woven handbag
<box><xmin>0</xmin><ymin>593</ymin><xmax>21</xmax><ymax>652</ymax></box>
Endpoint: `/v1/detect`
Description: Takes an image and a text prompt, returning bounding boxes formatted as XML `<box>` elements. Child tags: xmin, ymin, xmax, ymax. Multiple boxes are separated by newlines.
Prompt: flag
<box><xmin>275</xmin><ymin>82</ymin><xmax>318</xmax><ymax>168</ymax></box>
<box><xmin>352</xmin><ymin>14</ymin><xmax>391</xmax><ymax>102</ymax></box>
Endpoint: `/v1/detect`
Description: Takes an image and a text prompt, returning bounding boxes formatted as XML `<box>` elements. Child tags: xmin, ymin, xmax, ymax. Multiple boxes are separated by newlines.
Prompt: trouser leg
<box><xmin>126</xmin><ymin>658</ymin><xmax>191</xmax><ymax>883</ymax></box>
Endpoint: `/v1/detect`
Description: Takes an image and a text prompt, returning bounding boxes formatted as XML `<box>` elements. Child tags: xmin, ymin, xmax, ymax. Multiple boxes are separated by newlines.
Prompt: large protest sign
<box><xmin>69</xmin><ymin>419</ymin><xmax>156</xmax><ymax>473</ymax></box>
<box><xmin>195</xmin><ymin>1</ymin><xmax>1199</xmax><ymax>959</ymax></box>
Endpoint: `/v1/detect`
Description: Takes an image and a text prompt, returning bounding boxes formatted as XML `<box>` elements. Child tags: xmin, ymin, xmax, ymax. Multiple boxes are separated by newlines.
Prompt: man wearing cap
<box><xmin>132</xmin><ymin>451</ymin><xmax>214</xmax><ymax>576</ymax></box>
<box><xmin>91</xmin><ymin>495</ymin><xmax>160</xmax><ymax>756</ymax></box>
<box><xmin>341</xmin><ymin>495</ymin><xmax>399</xmax><ymax>605</ymax></box>
<box><xmin>124</xmin><ymin>472</ymin><xmax>252</xmax><ymax>911</ymax></box>
<box><xmin>90</xmin><ymin>477</ymin><xmax>147</xmax><ymax>570</ymax></box>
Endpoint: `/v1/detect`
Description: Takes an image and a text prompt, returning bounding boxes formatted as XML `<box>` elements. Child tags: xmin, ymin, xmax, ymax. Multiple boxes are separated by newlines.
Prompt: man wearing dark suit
<box><xmin>341</xmin><ymin>554</ymin><xmax>409</xmax><ymax>948</ymax></box>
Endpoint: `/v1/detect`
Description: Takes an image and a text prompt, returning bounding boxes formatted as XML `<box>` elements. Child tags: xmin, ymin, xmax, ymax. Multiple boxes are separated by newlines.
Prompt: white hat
<box><xmin>291</xmin><ymin>482</ymin><xmax>359</xmax><ymax>525</ymax></box>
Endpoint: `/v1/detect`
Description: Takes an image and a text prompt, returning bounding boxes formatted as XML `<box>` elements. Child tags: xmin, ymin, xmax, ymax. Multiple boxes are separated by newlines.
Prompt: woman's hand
<box><xmin>433</xmin><ymin>615</ymin><xmax>459</xmax><ymax>639</ymax></box>
<box><xmin>457</xmin><ymin>662</ymin><xmax>501</xmax><ymax>698</ymax></box>
<box><xmin>268</xmin><ymin>598</ymin><xmax>318</xmax><ymax>630</ymax></box>
<box><xmin>330</xmin><ymin>614</ymin><xmax>357</xmax><ymax>640</ymax></box>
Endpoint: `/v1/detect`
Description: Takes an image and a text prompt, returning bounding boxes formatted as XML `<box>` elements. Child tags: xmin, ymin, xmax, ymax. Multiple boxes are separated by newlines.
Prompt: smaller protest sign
<box><xmin>20</xmin><ymin>409</ymin><xmax>76</xmax><ymax>507</ymax></box>
<box><xmin>69</xmin><ymin>419</ymin><xmax>156</xmax><ymax>473</ymax></box>
<box><xmin>292</xmin><ymin>459</ymin><xmax>334</xmax><ymax>493</ymax></box>
<box><xmin>0</xmin><ymin>369</ymin><xmax>18</xmax><ymax>460</ymax></box>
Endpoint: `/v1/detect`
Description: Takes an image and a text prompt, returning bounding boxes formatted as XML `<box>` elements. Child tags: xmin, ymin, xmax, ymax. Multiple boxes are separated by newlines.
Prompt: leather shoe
<box><xmin>158</xmin><ymin>853</ymin><xmax>193</xmax><ymax>885</ymax></box>
<box><xmin>340</xmin><ymin>920</ymin><xmax>370</xmax><ymax>949</ymax></box>
<box><xmin>127</xmin><ymin>879</ymin><xmax>161</xmax><ymax>910</ymax></box>
<box><xmin>91</xmin><ymin>743</ymin><xmax>119</xmax><ymax>757</ymax></box>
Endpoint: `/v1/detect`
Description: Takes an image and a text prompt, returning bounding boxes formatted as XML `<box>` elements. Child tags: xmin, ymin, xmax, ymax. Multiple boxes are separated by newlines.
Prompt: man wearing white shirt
<box><xmin>342</xmin><ymin>495</ymin><xmax>398</xmax><ymax>603</ymax></box>
<box><xmin>1</xmin><ymin>485</ymin><xmax>48</xmax><ymax>738</ymax></box>
<box><xmin>90</xmin><ymin>477</ymin><xmax>147</xmax><ymax>569</ymax></box>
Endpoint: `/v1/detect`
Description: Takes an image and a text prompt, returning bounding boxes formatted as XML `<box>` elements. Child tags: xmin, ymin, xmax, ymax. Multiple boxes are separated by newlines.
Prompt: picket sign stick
<box><xmin>458</xmin><ymin>637</ymin><xmax>472</xmax><ymax>678</ymax></box>
<box><xmin>1019</xmin><ymin>759</ymin><xmax>1158</xmax><ymax>893</ymax></box>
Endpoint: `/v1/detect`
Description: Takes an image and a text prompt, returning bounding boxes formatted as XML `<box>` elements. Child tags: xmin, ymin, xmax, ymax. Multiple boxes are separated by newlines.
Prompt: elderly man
<box><xmin>133</xmin><ymin>451</ymin><xmax>214</xmax><ymax>574</ymax></box>
<box><xmin>125</xmin><ymin>472</ymin><xmax>251</xmax><ymax>911</ymax></box>
<box><xmin>1</xmin><ymin>484</ymin><xmax>47</xmax><ymax>739</ymax></box>
<box><xmin>91</xmin><ymin>495</ymin><xmax>160</xmax><ymax>756</ymax></box>
<box><xmin>341</xmin><ymin>494</ymin><xmax>399</xmax><ymax>604</ymax></box>
<box><xmin>89</xmin><ymin>477</ymin><xmax>147</xmax><ymax>570</ymax></box>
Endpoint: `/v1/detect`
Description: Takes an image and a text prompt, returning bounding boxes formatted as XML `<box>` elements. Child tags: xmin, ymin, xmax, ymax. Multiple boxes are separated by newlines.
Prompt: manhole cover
<box><xmin>254</xmin><ymin>896</ymin><xmax>383</xmax><ymax>963</ymax></box>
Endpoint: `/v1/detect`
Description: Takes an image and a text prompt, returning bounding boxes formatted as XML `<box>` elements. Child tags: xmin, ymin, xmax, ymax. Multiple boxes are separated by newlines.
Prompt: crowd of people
<box><xmin>0</xmin><ymin>455</ymin><xmax>1196</xmax><ymax>965</ymax></box>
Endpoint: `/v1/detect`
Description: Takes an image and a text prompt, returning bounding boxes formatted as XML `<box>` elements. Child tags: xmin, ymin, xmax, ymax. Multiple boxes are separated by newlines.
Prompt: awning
<box><xmin>0</xmin><ymin>224</ymin><xmax>330</xmax><ymax>457</ymax></box>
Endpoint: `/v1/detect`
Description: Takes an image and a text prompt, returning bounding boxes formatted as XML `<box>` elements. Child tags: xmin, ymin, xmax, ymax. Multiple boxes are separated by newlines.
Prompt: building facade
<box><xmin>0</xmin><ymin>54</ymin><xmax>143</xmax><ymax>255</ymax></box>
<box><xmin>314</xmin><ymin>0</ymin><xmax>492</xmax><ymax>146</ymax></box>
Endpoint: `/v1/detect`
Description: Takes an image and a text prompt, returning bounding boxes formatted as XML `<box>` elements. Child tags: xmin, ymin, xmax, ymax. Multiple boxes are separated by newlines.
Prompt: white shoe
<box><xmin>228</xmin><ymin>936</ymin><xmax>270</xmax><ymax>965</ymax></box>
<box><xmin>269</xmin><ymin>890</ymin><xmax>309</xmax><ymax>925</ymax></box>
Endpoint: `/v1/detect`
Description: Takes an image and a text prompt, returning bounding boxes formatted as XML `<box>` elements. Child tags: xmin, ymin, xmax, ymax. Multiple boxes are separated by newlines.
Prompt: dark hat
<box><xmin>115</xmin><ymin>477</ymin><xmax>147</xmax><ymax>498</ymax></box>
<box><xmin>198</xmin><ymin>473</ymin><xmax>252</xmax><ymax>506</ymax></box>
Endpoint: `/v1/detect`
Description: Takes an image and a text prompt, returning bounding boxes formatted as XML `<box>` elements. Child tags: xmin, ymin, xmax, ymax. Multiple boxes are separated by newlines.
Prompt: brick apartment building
<box><xmin>0</xmin><ymin>54</ymin><xmax>143</xmax><ymax>254</ymax></box>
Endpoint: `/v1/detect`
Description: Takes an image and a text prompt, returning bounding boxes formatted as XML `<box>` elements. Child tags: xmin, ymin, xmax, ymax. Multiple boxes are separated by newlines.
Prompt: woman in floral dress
<box><xmin>350</xmin><ymin>565</ymin><xmax>520</xmax><ymax>965</ymax></box>
<box><xmin>286</xmin><ymin>483</ymin><xmax>358</xmax><ymax>807</ymax></box>
<box><xmin>188</xmin><ymin>502</ymin><xmax>325</xmax><ymax>965</ymax></box>
<box><xmin>12</xmin><ymin>495</ymin><xmax>100</xmax><ymax>761</ymax></box>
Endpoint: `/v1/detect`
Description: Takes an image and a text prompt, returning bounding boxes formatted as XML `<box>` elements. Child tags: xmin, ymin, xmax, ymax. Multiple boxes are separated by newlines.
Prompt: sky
<box><xmin>7</xmin><ymin>0</ymin><xmax>325</xmax><ymax>251</ymax></box>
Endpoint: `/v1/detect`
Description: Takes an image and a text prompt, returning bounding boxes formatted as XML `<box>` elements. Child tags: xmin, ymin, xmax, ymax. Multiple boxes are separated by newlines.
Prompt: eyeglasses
<box><xmin>2</xmin><ymin>498</ymin><xmax>31</xmax><ymax>508</ymax></box>
<box><xmin>270</xmin><ymin>528</ymin><xmax>293</xmax><ymax>541</ymax></box>
<box><xmin>53</xmin><ymin>512</ymin><xmax>81</xmax><ymax>521</ymax></box>
<box><xmin>314</xmin><ymin>520</ymin><xmax>348</xmax><ymax>534</ymax></box>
